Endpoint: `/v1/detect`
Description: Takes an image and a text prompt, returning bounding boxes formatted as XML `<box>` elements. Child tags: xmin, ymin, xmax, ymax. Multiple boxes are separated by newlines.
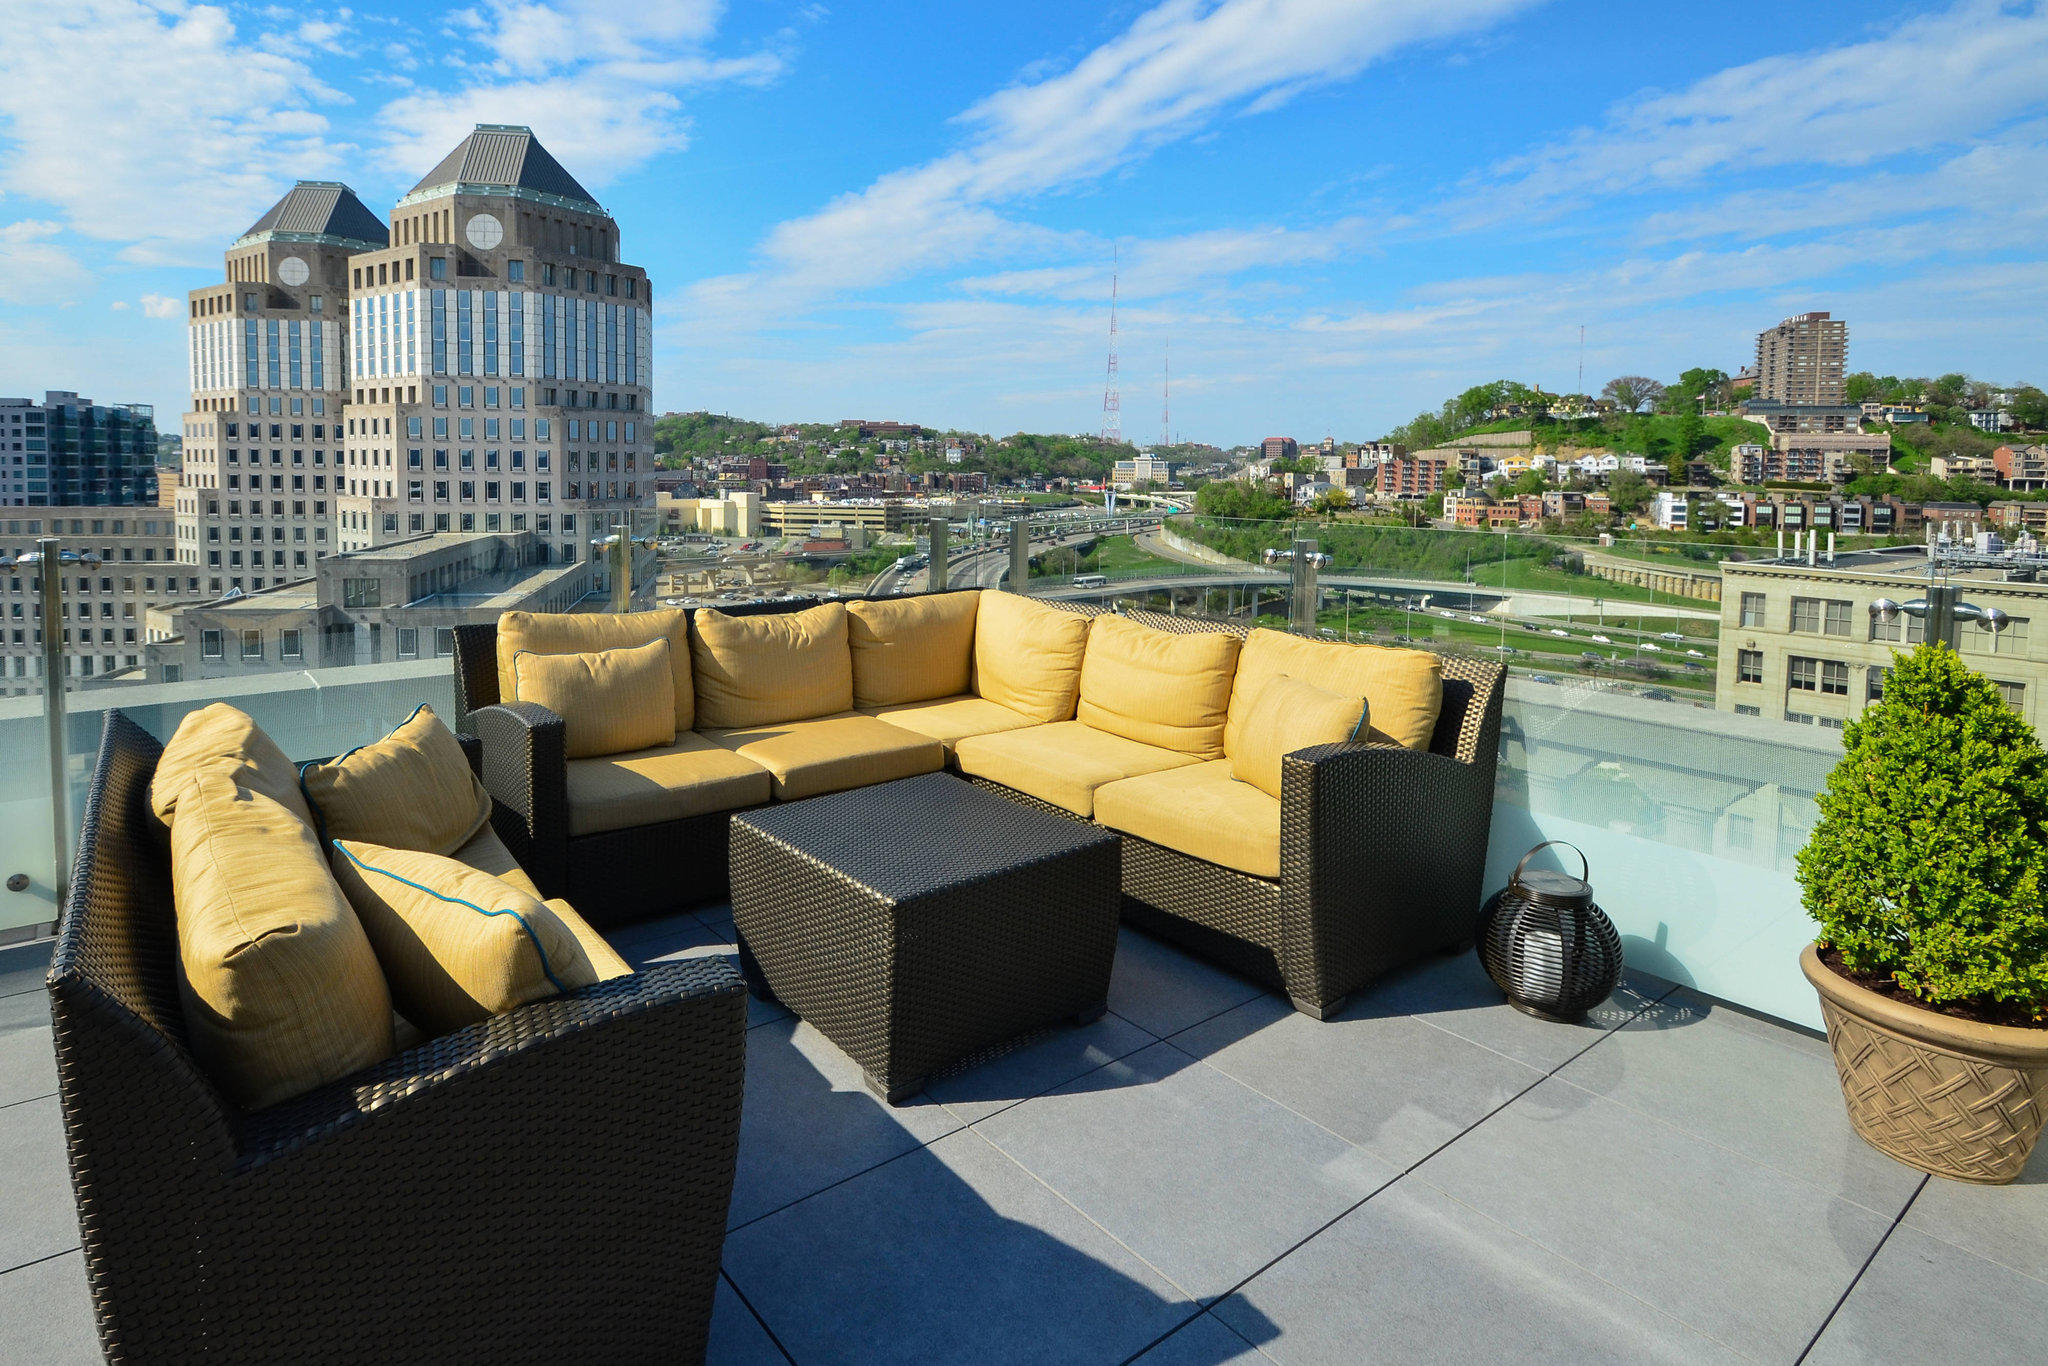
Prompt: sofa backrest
<box><xmin>1074</xmin><ymin>614</ymin><xmax>1241</xmax><ymax>757</ymax></box>
<box><xmin>971</xmin><ymin>591</ymin><xmax>1094</xmax><ymax>722</ymax></box>
<box><xmin>847</xmin><ymin>590</ymin><xmax>982</xmax><ymax>709</ymax></box>
<box><xmin>496</xmin><ymin>608</ymin><xmax>693</xmax><ymax>734</ymax></box>
<box><xmin>690</xmin><ymin>601</ymin><xmax>853</xmax><ymax>730</ymax></box>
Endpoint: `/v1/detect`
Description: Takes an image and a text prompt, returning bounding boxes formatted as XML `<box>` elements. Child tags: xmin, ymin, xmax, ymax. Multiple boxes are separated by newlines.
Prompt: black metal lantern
<box><xmin>1477</xmin><ymin>842</ymin><xmax>1623</xmax><ymax>1023</ymax></box>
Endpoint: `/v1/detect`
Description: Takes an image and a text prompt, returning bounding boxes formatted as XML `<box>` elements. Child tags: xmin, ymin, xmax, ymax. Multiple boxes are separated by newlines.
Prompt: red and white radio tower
<box><xmin>1159</xmin><ymin>336</ymin><xmax>1171</xmax><ymax>450</ymax></box>
<box><xmin>1100</xmin><ymin>248</ymin><xmax>1121</xmax><ymax>444</ymax></box>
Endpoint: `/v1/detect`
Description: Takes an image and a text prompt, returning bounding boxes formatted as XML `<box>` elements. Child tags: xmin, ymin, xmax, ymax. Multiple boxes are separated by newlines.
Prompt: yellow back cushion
<box><xmin>297</xmin><ymin>704</ymin><xmax>492</xmax><ymax>855</ymax></box>
<box><xmin>150</xmin><ymin>703</ymin><xmax>314</xmax><ymax>832</ymax></box>
<box><xmin>1226</xmin><ymin>628</ymin><xmax>1443</xmax><ymax>753</ymax></box>
<box><xmin>331</xmin><ymin>840</ymin><xmax>603</xmax><ymax>1037</ymax></box>
<box><xmin>690</xmin><ymin>602</ymin><xmax>852</xmax><ymax>729</ymax></box>
<box><xmin>970</xmin><ymin>592</ymin><xmax>1093</xmax><ymax>723</ymax></box>
<box><xmin>1076</xmin><ymin>615</ymin><xmax>1242</xmax><ymax>757</ymax></box>
<box><xmin>511</xmin><ymin>638</ymin><xmax>677</xmax><ymax>759</ymax></box>
<box><xmin>496</xmin><ymin>608</ymin><xmax>693</xmax><ymax>732</ymax></box>
<box><xmin>172</xmin><ymin>773</ymin><xmax>394</xmax><ymax>1109</ymax></box>
<box><xmin>1229</xmin><ymin>674</ymin><xmax>1369</xmax><ymax>799</ymax></box>
<box><xmin>848</xmin><ymin>591</ymin><xmax>982</xmax><ymax>709</ymax></box>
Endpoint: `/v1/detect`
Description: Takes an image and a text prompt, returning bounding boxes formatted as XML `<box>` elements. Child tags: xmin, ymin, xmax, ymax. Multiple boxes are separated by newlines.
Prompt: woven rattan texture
<box><xmin>731</xmin><ymin>776</ymin><xmax>1118</xmax><ymax>1096</ymax></box>
<box><xmin>450</xmin><ymin>622</ymin><xmax>500</xmax><ymax>728</ymax></box>
<box><xmin>1476</xmin><ymin>890</ymin><xmax>1624</xmax><ymax>1021</ymax></box>
<box><xmin>1817</xmin><ymin>998</ymin><xmax>2048</xmax><ymax>1184</ymax></box>
<box><xmin>49</xmin><ymin>710</ymin><xmax>749</xmax><ymax>1364</ymax></box>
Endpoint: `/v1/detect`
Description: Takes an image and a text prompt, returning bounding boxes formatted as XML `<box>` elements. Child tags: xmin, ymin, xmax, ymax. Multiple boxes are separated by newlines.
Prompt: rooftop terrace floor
<box><xmin>4</xmin><ymin>913</ymin><xmax>2045</xmax><ymax>1364</ymax></box>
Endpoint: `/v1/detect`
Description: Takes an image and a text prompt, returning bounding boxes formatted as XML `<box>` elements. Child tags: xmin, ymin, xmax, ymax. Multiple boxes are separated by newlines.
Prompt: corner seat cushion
<box><xmin>545</xmin><ymin>898</ymin><xmax>635</xmax><ymax>981</ymax></box>
<box><xmin>848</xmin><ymin>590</ymin><xmax>982</xmax><ymax>708</ymax></box>
<box><xmin>1093</xmin><ymin>759</ymin><xmax>1281</xmax><ymax>879</ymax></box>
<box><xmin>1226</xmin><ymin>627</ymin><xmax>1443</xmax><ymax>752</ymax></box>
<box><xmin>297</xmin><ymin>703</ymin><xmax>492</xmax><ymax>854</ymax></box>
<box><xmin>450</xmin><ymin>824</ymin><xmax>542</xmax><ymax>900</ymax></box>
<box><xmin>564</xmin><ymin>732</ymin><xmax>775</xmax><ymax>838</ymax></box>
<box><xmin>859</xmin><ymin>693</ymin><xmax>1039</xmax><ymax>757</ymax></box>
<box><xmin>954</xmin><ymin>719</ymin><xmax>1197</xmax><ymax>817</ymax></box>
<box><xmin>497</xmin><ymin>607</ymin><xmax>694</xmax><ymax>732</ymax></box>
<box><xmin>701</xmin><ymin>712</ymin><xmax>945</xmax><ymax>802</ymax></box>
<box><xmin>1076</xmin><ymin>614</ymin><xmax>1241</xmax><ymax>757</ymax></box>
<box><xmin>510</xmin><ymin>637</ymin><xmax>677</xmax><ymax>759</ymax></box>
<box><xmin>971</xmin><ymin>591</ymin><xmax>1093</xmax><ymax>722</ymax></box>
<box><xmin>691</xmin><ymin>601</ymin><xmax>853</xmax><ymax>729</ymax></box>
<box><xmin>171</xmin><ymin>772</ymin><xmax>394</xmax><ymax>1110</ymax></box>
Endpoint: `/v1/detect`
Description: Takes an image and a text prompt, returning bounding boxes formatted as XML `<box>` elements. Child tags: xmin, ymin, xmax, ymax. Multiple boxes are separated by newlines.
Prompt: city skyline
<box><xmin>1</xmin><ymin>0</ymin><xmax>2045</xmax><ymax>445</ymax></box>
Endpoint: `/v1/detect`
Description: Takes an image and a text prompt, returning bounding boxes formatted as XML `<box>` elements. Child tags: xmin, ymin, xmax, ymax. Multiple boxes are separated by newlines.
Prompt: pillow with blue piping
<box><xmin>330</xmin><ymin>838</ymin><xmax>602</xmax><ymax>1034</ymax></box>
<box><xmin>298</xmin><ymin>704</ymin><xmax>492</xmax><ymax>855</ymax></box>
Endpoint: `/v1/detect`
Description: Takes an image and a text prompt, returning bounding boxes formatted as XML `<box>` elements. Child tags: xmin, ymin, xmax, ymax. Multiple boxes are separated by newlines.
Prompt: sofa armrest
<box><xmin>471</xmin><ymin>700</ymin><xmax>569</xmax><ymax>897</ymax></box>
<box><xmin>1275</xmin><ymin>741</ymin><xmax>1494</xmax><ymax>1011</ymax></box>
<box><xmin>235</xmin><ymin>958</ymin><xmax>747</xmax><ymax>1169</ymax></box>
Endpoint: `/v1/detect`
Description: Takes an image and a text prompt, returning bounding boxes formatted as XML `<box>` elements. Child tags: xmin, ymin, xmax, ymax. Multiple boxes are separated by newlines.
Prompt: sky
<box><xmin>2</xmin><ymin>0</ymin><xmax>2045</xmax><ymax>448</ymax></box>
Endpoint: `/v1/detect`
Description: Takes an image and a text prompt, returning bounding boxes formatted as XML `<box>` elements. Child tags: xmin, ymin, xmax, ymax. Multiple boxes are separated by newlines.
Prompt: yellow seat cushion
<box><xmin>1076</xmin><ymin>615</ymin><xmax>1241</xmax><ymax>757</ymax></box>
<box><xmin>330</xmin><ymin>840</ymin><xmax>605</xmax><ymax>1036</ymax></box>
<box><xmin>971</xmin><ymin>591</ymin><xmax>1093</xmax><ymax>723</ymax></box>
<box><xmin>701</xmin><ymin>712</ymin><xmax>945</xmax><ymax>802</ymax></box>
<box><xmin>510</xmin><ymin>638</ymin><xmax>677</xmax><ymax>759</ymax></box>
<box><xmin>1094</xmin><ymin>760</ymin><xmax>1282</xmax><ymax>879</ymax></box>
<box><xmin>563</xmin><ymin>732</ymin><xmax>774</xmax><ymax>838</ymax></box>
<box><xmin>296</xmin><ymin>704</ymin><xmax>492</xmax><ymax>854</ymax></box>
<box><xmin>544</xmin><ymin>898</ymin><xmax>635</xmax><ymax>981</ymax></box>
<box><xmin>497</xmin><ymin>608</ymin><xmax>694</xmax><ymax>732</ymax></box>
<box><xmin>954</xmin><ymin>719</ymin><xmax>1196</xmax><ymax>817</ymax></box>
<box><xmin>450</xmin><ymin>823</ymin><xmax>541</xmax><ymax>900</ymax></box>
<box><xmin>151</xmin><ymin>703</ymin><xmax>315</xmax><ymax>832</ymax></box>
<box><xmin>859</xmin><ymin>693</ymin><xmax>1040</xmax><ymax>758</ymax></box>
<box><xmin>171</xmin><ymin>773</ymin><xmax>394</xmax><ymax>1109</ymax></box>
<box><xmin>848</xmin><ymin>590</ymin><xmax>982</xmax><ymax>709</ymax></box>
<box><xmin>691</xmin><ymin>602</ymin><xmax>853</xmax><ymax>729</ymax></box>
<box><xmin>1229</xmin><ymin>674</ymin><xmax>1369</xmax><ymax>799</ymax></box>
<box><xmin>1226</xmin><ymin>628</ymin><xmax>1443</xmax><ymax>752</ymax></box>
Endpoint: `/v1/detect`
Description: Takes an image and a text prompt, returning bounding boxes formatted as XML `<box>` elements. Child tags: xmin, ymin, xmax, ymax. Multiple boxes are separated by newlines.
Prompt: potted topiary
<box><xmin>1798</xmin><ymin>642</ymin><xmax>2048</xmax><ymax>1183</ymax></box>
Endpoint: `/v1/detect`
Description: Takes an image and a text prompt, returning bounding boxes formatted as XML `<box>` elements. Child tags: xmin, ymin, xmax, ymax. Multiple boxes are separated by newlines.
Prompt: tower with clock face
<box><xmin>178</xmin><ymin>181</ymin><xmax>386</xmax><ymax>597</ymax></box>
<box><xmin>336</xmin><ymin>125</ymin><xmax>655</xmax><ymax>575</ymax></box>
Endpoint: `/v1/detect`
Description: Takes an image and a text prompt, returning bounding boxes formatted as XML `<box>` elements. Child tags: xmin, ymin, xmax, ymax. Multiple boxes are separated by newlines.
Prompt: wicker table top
<box><xmin>730</xmin><ymin>772</ymin><xmax>1116</xmax><ymax>903</ymax></box>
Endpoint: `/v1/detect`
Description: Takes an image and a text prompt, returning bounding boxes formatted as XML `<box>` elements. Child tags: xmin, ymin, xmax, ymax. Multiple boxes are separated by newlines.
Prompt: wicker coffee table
<box><xmin>729</xmin><ymin>772</ymin><xmax>1122</xmax><ymax>1103</ymax></box>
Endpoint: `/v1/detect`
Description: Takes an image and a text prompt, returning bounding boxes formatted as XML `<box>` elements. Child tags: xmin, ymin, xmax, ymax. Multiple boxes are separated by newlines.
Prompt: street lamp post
<box><xmin>3</xmin><ymin>539</ymin><xmax>105</xmax><ymax>906</ymax></box>
<box><xmin>1870</xmin><ymin>586</ymin><xmax>2008</xmax><ymax>652</ymax></box>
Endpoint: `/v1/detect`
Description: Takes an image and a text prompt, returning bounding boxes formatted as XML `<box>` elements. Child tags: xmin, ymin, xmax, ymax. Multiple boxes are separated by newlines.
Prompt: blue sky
<box><xmin>2</xmin><ymin>0</ymin><xmax>2045</xmax><ymax>447</ymax></box>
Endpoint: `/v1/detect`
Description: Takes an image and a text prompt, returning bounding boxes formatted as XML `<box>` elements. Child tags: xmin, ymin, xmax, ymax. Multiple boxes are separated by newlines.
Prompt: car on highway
<box><xmin>1530</xmin><ymin>673</ymin><xmax>1559</xmax><ymax>684</ymax></box>
<box><xmin>1467</xmin><ymin>615</ymin><xmax>1486</xmax><ymax>624</ymax></box>
<box><xmin>1660</xmin><ymin>631</ymin><xmax>1684</xmax><ymax>641</ymax></box>
<box><xmin>1590</xmin><ymin>634</ymin><xmax>1611</xmax><ymax>644</ymax></box>
<box><xmin>1642</xmin><ymin>643</ymin><xmax>1661</xmax><ymax>652</ymax></box>
<box><xmin>1642</xmin><ymin>689</ymin><xmax>1676</xmax><ymax>702</ymax></box>
<box><xmin>1549</xmin><ymin>628</ymin><xmax>1568</xmax><ymax>637</ymax></box>
<box><xmin>1686</xmin><ymin>648</ymin><xmax>1705</xmax><ymax>658</ymax></box>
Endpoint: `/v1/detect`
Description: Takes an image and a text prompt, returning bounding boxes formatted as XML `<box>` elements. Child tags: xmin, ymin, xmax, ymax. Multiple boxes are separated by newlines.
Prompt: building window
<box><xmin>1871</xmin><ymin>611</ymin><xmax>1925</xmax><ymax>644</ymax></box>
<box><xmin>1734</xmin><ymin>703</ymin><xmax>1760</xmax><ymax>717</ymax></box>
<box><xmin>1788</xmin><ymin>656</ymin><xmax>1819</xmax><ymax>691</ymax></box>
<box><xmin>397</xmin><ymin>626</ymin><xmax>419</xmax><ymax>659</ymax></box>
<box><xmin>342</xmin><ymin>577</ymin><xmax>381</xmax><ymax>608</ymax></box>
<box><xmin>1997</xmin><ymin>680</ymin><xmax>2026</xmax><ymax>712</ymax></box>
<box><xmin>435</xmin><ymin>627</ymin><xmax>455</xmax><ymax>658</ymax></box>
<box><xmin>240</xmin><ymin>629</ymin><xmax>262</xmax><ymax>661</ymax></box>
<box><xmin>1738</xmin><ymin>592</ymin><xmax>1765</xmax><ymax>628</ymax></box>
<box><xmin>1963</xmin><ymin>616</ymin><xmax>2029</xmax><ymax>655</ymax></box>
<box><xmin>281</xmin><ymin>629</ymin><xmax>302</xmax><ymax>661</ymax></box>
<box><xmin>1790</xmin><ymin>597</ymin><xmax>1849</xmax><ymax>634</ymax></box>
<box><xmin>1824</xmin><ymin>600</ymin><xmax>1853</xmax><ymax>636</ymax></box>
<box><xmin>200</xmin><ymin>628</ymin><xmax>223</xmax><ymax>661</ymax></box>
<box><xmin>1867</xmin><ymin>666</ymin><xmax>1889</xmax><ymax>703</ymax></box>
<box><xmin>430</xmin><ymin>257</ymin><xmax>447</xmax><ymax>280</ymax></box>
<box><xmin>1820</xmin><ymin>660</ymin><xmax>1848</xmax><ymax>695</ymax></box>
<box><xmin>1737</xmin><ymin>650</ymin><xmax>1762</xmax><ymax>684</ymax></box>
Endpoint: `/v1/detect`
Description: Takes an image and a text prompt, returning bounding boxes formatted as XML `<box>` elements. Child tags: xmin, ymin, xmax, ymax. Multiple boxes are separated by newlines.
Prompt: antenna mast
<box><xmin>1160</xmin><ymin>337</ymin><xmax>1171</xmax><ymax>450</ymax></box>
<box><xmin>1101</xmin><ymin>247</ymin><xmax>1121</xmax><ymax>444</ymax></box>
<box><xmin>1576</xmin><ymin>325</ymin><xmax>1585</xmax><ymax>397</ymax></box>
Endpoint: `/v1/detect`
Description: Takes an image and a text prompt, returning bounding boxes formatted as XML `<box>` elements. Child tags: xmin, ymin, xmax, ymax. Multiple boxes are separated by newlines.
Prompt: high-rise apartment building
<box><xmin>1754</xmin><ymin>311</ymin><xmax>1848</xmax><ymax>405</ymax></box>
<box><xmin>0</xmin><ymin>508</ymin><xmax>184</xmax><ymax>695</ymax></box>
<box><xmin>337</xmin><ymin>125</ymin><xmax>653</xmax><ymax>569</ymax></box>
<box><xmin>1</xmin><ymin>392</ymin><xmax>158</xmax><ymax>507</ymax></box>
<box><xmin>178</xmin><ymin>181</ymin><xmax>386</xmax><ymax>595</ymax></box>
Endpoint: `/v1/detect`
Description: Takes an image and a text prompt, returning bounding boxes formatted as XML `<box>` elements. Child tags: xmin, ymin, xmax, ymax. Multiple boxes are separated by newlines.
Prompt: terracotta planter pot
<box><xmin>1802</xmin><ymin>943</ymin><xmax>2048</xmax><ymax>1184</ymax></box>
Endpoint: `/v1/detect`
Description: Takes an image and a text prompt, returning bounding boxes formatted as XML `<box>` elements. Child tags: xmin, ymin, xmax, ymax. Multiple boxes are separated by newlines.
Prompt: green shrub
<box><xmin>1797</xmin><ymin>643</ymin><xmax>2048</xmax><ymax>1013</ymax></box>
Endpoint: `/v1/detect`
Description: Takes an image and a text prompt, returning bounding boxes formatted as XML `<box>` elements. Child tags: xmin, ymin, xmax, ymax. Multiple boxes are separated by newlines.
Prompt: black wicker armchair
<box><xmin>47</xmin><ymin>710</ymin><xmax>748</xmax><ymax>1365</ymax></box>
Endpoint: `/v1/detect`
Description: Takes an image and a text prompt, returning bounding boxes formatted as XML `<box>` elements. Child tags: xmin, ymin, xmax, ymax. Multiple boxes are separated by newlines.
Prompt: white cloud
<box><xmin>0</xmin><ymin>220</ymin><xmax>91</xmax><ymax>304</ymax></box>
<box><xmin>1493</xmin><ymin>0</ymin><xmax>2048</xmax><ymax>199</ymax></box>
<box><xmin>0</xmin><ymin>2</ymin><xmax>345</xmax><ymax>266</ymax></box>
<box><xmin>109</xmin><ymin>300</ymin><xmax>129</xmax><ymax>311</ymax></box>
<box><xmin>139</xmin><ymin>293</ymin><xmax>180</xmax><ymax>319</ymax></box>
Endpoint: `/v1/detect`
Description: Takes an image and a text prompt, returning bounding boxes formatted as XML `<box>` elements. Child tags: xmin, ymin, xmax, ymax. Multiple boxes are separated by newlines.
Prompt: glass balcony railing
<box><xmin>23</xmin><ymin>500</ymin><xmax>2012</xmax><ymax>1031</ymax></box>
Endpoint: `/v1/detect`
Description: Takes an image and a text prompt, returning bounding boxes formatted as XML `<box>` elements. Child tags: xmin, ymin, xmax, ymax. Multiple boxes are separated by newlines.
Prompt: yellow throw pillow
<box><xmin>1228</xmin><ymin>674</ymin><xmax>1369</xmax><ymax>799</ymax></box>
<box><xmin>330</xmin><ymin>839</ymin><xmax>604</xmax><ymax>1036</ymax></box>
<box><xmin>970</xmin><ymin>592</ymin><xmax>1093</xmax><ymax>723</ymax></box>
<box><xmin>297</xmin><ymin>704</ymin><xmax>492</xmax><ymax>855</ymax></box>
<box><xmin>511</xmin><ymin>638</ymin><xmax>677</xmax><ymax>760</ymax></box>
<box><xmin>1226</xmin><ymin>628</ymin><xmax>1443</xmax><ymax>753</ymax></box>
<box><xmin>151</xmin><ymin>703</ymin><xmax>315</xmax><ymax>832</ymax></box>
<box><xmin>690</xmin><ymin>602</ymin><xmax>852</xmax><ymax>729</ymax></box>
<box><xmin>172</xmin><ymin>772</ymin><xmax>394</xmax><ymax>1110</ymax></box>
<box><xmin>1076</xmin><ymin>615</ymin><xmax>1242</xmax><ymax>757</ymax></box>
<box><xmin>848</xmin><ymin>590</ymin><xmax>982</xmax><ymax>709</ymax></box>
<box><xmin>496</xmin><ymin>608</ymin><xmax>694</xmax><ymax>732</ymax></box>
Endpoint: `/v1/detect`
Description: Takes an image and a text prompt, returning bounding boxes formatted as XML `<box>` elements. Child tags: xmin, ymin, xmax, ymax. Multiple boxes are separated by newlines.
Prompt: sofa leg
<box><xmin>1288</xmin><ymin>994</ymin><xmax>1347</xmax><ymax>1022</ymax></box>
<box><xmin>734</xmin><ymin>934</ymin><xmax>779</xmax><ymax>1006</ymax></box>
<box><xmin>863</xmin><ymin>1069</ymin><xmax>925</xmax><ymax>1106</ymax></box>
<box><xmin>1072</xmin><ymin>1001</ymin><xmax>1108</xmax><ymax>1026</ymax></box>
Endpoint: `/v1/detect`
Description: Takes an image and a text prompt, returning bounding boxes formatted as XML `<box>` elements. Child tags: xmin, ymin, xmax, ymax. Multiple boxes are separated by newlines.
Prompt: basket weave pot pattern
<box><xmin>1802</xmin><ymin>944</ymin><xmax>2048</xmax><ymax>1185</ymax></box>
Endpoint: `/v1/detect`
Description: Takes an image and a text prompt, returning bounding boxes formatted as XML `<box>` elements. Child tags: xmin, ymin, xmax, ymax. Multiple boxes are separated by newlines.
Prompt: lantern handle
<box><xmin>1512</xmin><ymin>840</ymin><xmax>1588</xmax><ymax>886</ymax></box>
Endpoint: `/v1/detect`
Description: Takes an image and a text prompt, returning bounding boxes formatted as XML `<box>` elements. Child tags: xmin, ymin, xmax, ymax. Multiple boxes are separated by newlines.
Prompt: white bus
<box><xmin>1073</xmin><ymin>573</ymin><xmax>1109</xmax><ymax>589</ymax></box>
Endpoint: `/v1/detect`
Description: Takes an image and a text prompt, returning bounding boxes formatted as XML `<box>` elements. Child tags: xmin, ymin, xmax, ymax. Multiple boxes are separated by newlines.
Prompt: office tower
<box><xmin>0</xmin><ymin>392</ymin><xmax>158</xmax><ymax>507</ymax></box>
<box><xmin>178</xmin><ymin>182</ymin><xmax>387</xmax><ymax>595</ymax></box>
<box><xmin>337</xmin><ymin>125</ymin><xmax>654</xmax><ymax>568</ymax></box>
<box><xmin>1754</xmin><ymin>311</ymin><xmax>1848</xmax><ymax>405</ymax></box>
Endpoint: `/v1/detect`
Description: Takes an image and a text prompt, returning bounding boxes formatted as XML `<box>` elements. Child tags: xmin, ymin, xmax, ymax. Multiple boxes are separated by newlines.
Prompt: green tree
<box><xmin>1663</xmin><ymin>367</ymin><xmax>1728</xmax><ymax>413</ymax></box>
<box><xmin>2010</xmin><ymin>386</ymin><xmax>2048</xmax><ymax>430</ymax></box>
<box><xmin>1602</xmin><ymin>375</ymin><xmax>1666</xmax><ymax>413</ymax></box>
<box><xmin>1844</xmin><ymin>371</ymin><xmax>1883</xmax><ymax>404</ymax></box>
<box><xmin>1797</xmin><ymin>644</ymin><xmax>2048</xmax><ymax>1012</ymax></box>
<box><xmin>1607</xmin><ymin>468</ymin><xmax>1652</xmax><ymax>513</ymax></box>
<box><xmin>1194</xmin><ymin>479</ymin><xmax>1293</xmax><ymax>521</ymax></box>
<box><xmin>1673</xmin><ymin>411</ymin><xmax>1705</xmax><ymax>459</ymax></box>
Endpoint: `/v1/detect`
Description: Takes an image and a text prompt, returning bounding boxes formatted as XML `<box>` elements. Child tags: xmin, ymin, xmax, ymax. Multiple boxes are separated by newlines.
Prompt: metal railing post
<box><xmin>928</xmin><ymin>518</ymin><xmax>949</xmax><ymax>591</ymax></box>
<box><xmin>1009</xmin><ymin>516</ymin><xmax>1031</xmax><ymax>591</ymax></box>
<box><xmin>38</xmin><ymin>538</ymin><xmax>71</xmax><ymax>906</ymax></box>
<box><xmin>610</xmin><ymin>519</ymin><xmax>632</xmax><ymax>614</ymax></box>
<box><xmin>1290</xmin><ymin>534</ymin><xmax>1321</xmax><ymax>634</ymax></box>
